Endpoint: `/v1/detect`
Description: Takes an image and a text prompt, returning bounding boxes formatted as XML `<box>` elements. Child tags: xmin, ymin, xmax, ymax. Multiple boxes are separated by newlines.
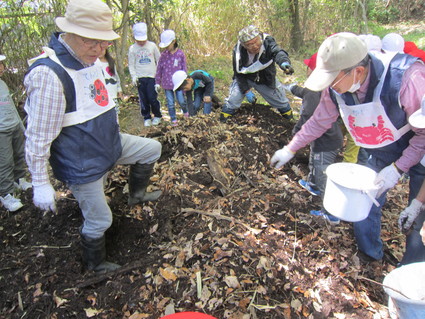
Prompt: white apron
<box><xmin>335</xmin><ymin>53</ymin><xmax>410</xmax><ymax>149</ymax></box>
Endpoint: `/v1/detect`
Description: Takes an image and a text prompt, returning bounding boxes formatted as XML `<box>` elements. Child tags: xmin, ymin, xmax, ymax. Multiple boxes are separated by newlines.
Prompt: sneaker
<box><xmin>171</xmin><ymin>120</ymin><xmax>178</xmax><ymax>127</ymax></box>
<box><xmin>281</xmin><ymin>109</ymin><xmax>293</xmax><ymax>120</ymax></box>
<box><xmin>183</xmin><ymin>112</ymin><xmax>189</xmax><ymax>118</ymax></box>
<box><xmin>0</xmin><ymin>194</ymin><xmax>23</xmax><ymax>212</ymax></box>
<box><xmin>298</xmin><ymin>179</ymin><xmax>321</xmax><ymax>196</ymax></box>
<box><xmin>14</xmin><ymin>178</ymin><xmax>32</xmax><ymax>191</ymax></box>
<box><xmin>152</xmin><ymin>117</ymin><xmax>162</xmax><ymax>126</ymax></box>
<box><xmin>144</xmin><ymin>119</ymin><xmax>152</xmax><ymax>127</ymax></box>
<box><xmin>310</xmin><ymin>210</ymin><xmax>340</xmax><ymax>225</ymax></box>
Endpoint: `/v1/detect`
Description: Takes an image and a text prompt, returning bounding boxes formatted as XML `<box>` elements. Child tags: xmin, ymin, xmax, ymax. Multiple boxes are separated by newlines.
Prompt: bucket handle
<box><xmin>364</xmin><ymin>191</ymin><xmax>380</xmax><ymax>207</ymax></box>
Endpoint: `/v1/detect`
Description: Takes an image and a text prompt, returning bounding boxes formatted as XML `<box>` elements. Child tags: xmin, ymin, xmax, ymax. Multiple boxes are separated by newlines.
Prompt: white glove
<box><xmin>271</xmin><ymin>146</ymin><xmax>295</xmax><ymax>169</ymax></box>
<box><xmin>420</xmin><ymin>222</ymin><xmax>425</xmax><ymax>245</ymax></box>
<box><xmin>374</xmin><ymin>163</ymin><xmax>401</xmax><ymax>198</ymax></box>
<box><xmin>33</xmin><ymin>183</ymin><xmax>57</xmax><ymax>212</ymax></box>
<box><xmin>132</xmin><ymin>77</ymin><xmax>138</xmax><ymax>86</ymax></box>
<box><xmin>398</xmin><ymin>198</ymin><xmax>423</xmax><ymax>232</ymax></box>
<box><xmin>154</xmin><ymin>84</ymin><xmax>161</xmax><ymax>94</ymax></box>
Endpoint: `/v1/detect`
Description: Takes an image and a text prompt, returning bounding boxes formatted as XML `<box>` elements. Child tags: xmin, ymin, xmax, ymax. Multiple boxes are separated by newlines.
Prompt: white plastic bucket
<box><xmin>323</xmin><ymin>163</ymin><xmax>380</xmax><ymax>222</ymax></box>
<box><xmin>383</xmin><ymin>262</ymin><xmax>425</xmax><ymax>319</ymax></box>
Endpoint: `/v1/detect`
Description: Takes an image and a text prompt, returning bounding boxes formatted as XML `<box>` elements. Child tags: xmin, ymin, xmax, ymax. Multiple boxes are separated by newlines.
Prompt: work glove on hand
<box><xmin>132</xmin><ymin>77</ymin><xmax>138</xmax><ymax>86</ymax></box>
<box><xmin>280</xmin><ymin>62</ymin><xmax>294</xmax><ymax>75</ymax></box>
<box><xmin>33</xmin><ymin>183</ymin><xmax>57</xmax><ymax>212</ymax></box>
<box><xmin>374</xmin><ymin>163</ymin><xmax>401</xmax><ymax>198</ymax></box>
<box><xmin>154</xmin><ymin>84</ymin><xmax>161</xmax><ymax>94</ymax></box>
<box><xmin>420</xmin><ymin>222</ymin><xmax>425</xmax><ymax>245</ymax></box>
<box><xmin>245</xmin><ymin>90</ymin><xmax>257</xmax><ymax>104</ymax></box>
<box><xmin>398</xmin><ymin>198</ymin><xmax>423</xmax><ymax>232</ymax></box>
<box><xmin>270</xmin><ymin>146</ymin><xmax>295</xmax><ymax>169</ymax></box>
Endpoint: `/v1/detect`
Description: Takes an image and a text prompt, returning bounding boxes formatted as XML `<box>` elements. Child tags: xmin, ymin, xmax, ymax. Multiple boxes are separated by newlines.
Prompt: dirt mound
<box><xmin>0</xmin><ymin>104</ymin><xmax>407</xmax><ymax>318</ymax></box>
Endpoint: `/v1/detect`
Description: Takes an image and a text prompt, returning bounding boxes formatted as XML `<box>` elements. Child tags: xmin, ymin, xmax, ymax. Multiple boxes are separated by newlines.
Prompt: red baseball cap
<box><xmin>161</xmin><ymin>312</ymin><xmax>218</xmax><ymax>319</ymax></box>
<box><xmin>303</xmin><ymin>52</ymin><xmax>317</xmax><ymax>71</ymax></box>
<box><xmin>408</xmin><ymin>48</ymin><xmax>425</xmax><ymax>62</ymax></box>
<box><xmin>403</xmin><ymin>41</ymin><xmax>418</xmax><ymax>54</ymax></box>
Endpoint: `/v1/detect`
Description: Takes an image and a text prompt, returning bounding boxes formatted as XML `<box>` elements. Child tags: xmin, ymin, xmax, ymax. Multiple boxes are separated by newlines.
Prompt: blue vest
<box><xmin>27</xmin><ymin>33</ymin><xmax>122</xmax><ymax>185</ymax></box>
<box><xmin>331</xmin><ymin>53</ymin><xmax>418</xmax><ymax>165</ymax></box>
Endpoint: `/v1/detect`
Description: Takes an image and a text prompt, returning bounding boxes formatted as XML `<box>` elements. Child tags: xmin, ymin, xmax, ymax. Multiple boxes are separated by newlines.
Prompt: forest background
<box><xmin>1</xmin><ymin>0</ymin><xmax>424</xmax><ymax>110</ymax></box>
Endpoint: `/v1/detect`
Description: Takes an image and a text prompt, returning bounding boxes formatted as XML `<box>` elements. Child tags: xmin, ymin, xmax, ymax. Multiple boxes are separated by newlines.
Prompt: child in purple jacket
<box><xmin>155</xmin><ymin>30</ymin><xmax>188</xmax><ymax>126</ymax></box>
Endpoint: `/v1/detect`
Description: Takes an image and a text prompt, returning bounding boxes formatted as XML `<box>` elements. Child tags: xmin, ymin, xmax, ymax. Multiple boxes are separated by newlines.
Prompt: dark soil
<box><xmin>0</xmin><ymin>103</ymin><xmax>408</xmax><ymax>319</ymax></box>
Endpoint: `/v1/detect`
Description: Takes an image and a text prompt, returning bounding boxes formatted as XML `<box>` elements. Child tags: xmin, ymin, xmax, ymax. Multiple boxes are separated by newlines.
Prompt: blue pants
<box><xmin>69</xmin><ymin>133</ymin><xmax>161</xmax><ymax>239</ymax></box>
<box><xmin>308</xmin><ymin>148</ymin><xmax>339</xmax><ymax>211</ymax></box>
<box><xmin>137</xmin><ymin>77</ymin><xmax>162</xmax><ymax>120</ymax></box>
<box><xmin>222</xmin><ymin>78</ymin><xmax>291</xmax><ymax>115</ymax></box>
<box><xmin>193</xmin><ymin>88</ymin><xmax>212</xmax><ymax>115</ymax></box>
<box><xmin>354</xmin><ymin>156</ymin><xmax>425</xmax><ymax>260</ymax></box>
<box><xmin>164</xmin><ymin>89</ymin><xmax>187</xmax><ymax>121</ymax></box>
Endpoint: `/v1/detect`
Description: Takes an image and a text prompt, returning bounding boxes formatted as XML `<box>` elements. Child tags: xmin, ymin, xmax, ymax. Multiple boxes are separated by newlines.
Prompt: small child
<box><xmin>0</xmin><ymin>54</ymin><xmax>32</xmax><ymax>212</ymax></box>
<box><xmin>172</xmin><ymin>70</ymin><xmax>214</xmax><ymax>116</ymax></box>
<box><xmin>97</xmin><ymin>47</ymin><xmax>123</xmax><ymax>121</ymax></box>
<box><xmin>289</xmin><ymin>53</ymin><xmax>343</xmax><ymax>224</ymax></box>
<box><xmin>155</xmin><ymin>30</ymin><xmax>188</xmax><ymax>126</ymax></box>
<box><xmin>128</xmin><ymin>22</ymin><xmax>162</xmax><ymax>127</ymax></box>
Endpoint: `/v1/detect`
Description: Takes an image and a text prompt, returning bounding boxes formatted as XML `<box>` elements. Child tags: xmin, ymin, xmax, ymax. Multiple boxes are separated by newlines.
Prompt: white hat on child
<box><xmin>159</xmin><ymin>30</ymin><xmax>175</xmax><ymax>48</ymax></box>
<box><xmin>133</xmin><ymin>22</ymin><xmax>147</xmax><ymax>41</ymax></box>
<box><xmin>172</xmin><ymin>70</ymin><xmax>187</xmax><ymax>91</ymax></box>
<box><xmin>0</xmin><ymin>55</ymin><xmax>5</xmax><ymax>61</ymax></box>
<box><xmin>382</xmin><ymin>33</ymin><xmax>404</xmax><ymax>53</ymax></box>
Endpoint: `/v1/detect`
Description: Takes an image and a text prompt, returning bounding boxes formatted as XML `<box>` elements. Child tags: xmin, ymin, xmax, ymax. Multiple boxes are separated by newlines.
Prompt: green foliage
<box><xmin>368</xmin><ymin>1</ymin><xmax>399</xmax><ymax>24</ymax></box>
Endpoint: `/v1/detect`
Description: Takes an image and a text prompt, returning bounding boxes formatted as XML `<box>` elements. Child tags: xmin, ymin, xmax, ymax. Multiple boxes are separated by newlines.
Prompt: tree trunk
<box><xmin>288</xmin><ymin>0</ymin><xmax>302</xmax><ymax>52</ymax></box>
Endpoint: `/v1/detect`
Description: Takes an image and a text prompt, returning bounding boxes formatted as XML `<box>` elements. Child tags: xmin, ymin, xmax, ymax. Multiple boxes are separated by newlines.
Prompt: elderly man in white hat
<box><xmin>220</xmin><ymin>25</ymin><xmax>294</xmax><ymax>122</ymax></box>
<box><xmin>271</xmin><ymin>32</ymin><xmax>425</xmax><ymax>265</ymax></box>
<box><xmin>24</xmin><ymin>0</ymin><xmax>162</xmax><ymax>273</ymax></box>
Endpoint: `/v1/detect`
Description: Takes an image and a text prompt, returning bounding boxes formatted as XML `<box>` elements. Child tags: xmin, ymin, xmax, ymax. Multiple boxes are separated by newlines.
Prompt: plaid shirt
<box><xmin>24</xmin><ymin>34</ymin><xmax>91</xmax><ymax>186</ymax></box>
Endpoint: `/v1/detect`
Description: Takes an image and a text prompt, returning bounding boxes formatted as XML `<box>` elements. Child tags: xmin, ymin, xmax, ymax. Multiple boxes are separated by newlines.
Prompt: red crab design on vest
<box><xmin>89</xmin><ymin>79</ymin><xmax>109</xmax><ymax>106</ymax></box>
<box><xmin>348</xmin><ymin>115</ymin><xmax>394</xmax><ymax>145</ymax></box>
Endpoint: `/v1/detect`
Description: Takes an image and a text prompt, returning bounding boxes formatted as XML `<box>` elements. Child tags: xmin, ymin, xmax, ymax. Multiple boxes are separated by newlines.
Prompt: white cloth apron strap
<box><xmin>235</xmin><ymin>34</ymin><xmax>273</xmax><ymax>74</ymax></box>
<box><xmin>48</xmin><ymin>53</ymin><xmax>115</xmax><ymax>127</ymax></box>
<box><xmin>336</xmin><ymin>53</ymin><xmax>411</xmax><ymax>149</ymax></box>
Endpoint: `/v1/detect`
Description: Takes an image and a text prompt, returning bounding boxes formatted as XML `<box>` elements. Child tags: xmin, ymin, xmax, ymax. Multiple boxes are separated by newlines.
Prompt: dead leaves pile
<box><xmin>115</xmin><ymin>107</ymin><xmax>406</xmax><ymax>318</ymax></box>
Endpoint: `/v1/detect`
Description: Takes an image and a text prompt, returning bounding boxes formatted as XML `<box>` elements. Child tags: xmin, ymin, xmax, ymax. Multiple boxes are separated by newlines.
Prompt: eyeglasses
<box><xmin>80</xmin><ymin>37</ymin><xmax>112</xmax><ymax>49</ymax></box>
<box><xmin>331</xmin><ymin>69</ymin><xmax>352</xmax><ymax>88</ymax></box>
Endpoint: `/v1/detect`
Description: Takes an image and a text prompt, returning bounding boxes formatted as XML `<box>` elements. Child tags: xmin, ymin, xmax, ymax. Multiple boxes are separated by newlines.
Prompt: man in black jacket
<box><xmin>220</xmin><ymin>25</ymin><xmax>294</xmax><ymax>122</ymax></box>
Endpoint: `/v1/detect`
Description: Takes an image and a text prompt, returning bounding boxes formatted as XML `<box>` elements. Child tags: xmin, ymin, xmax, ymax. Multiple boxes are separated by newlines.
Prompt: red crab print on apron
<box><xmin>334</xmin><ymin>57</ymin><xmax>410</xmax><ymax>149</ymax></box>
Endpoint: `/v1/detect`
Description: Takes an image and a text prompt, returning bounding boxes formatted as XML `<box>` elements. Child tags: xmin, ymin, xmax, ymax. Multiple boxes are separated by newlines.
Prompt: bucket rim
<box><xmin>326</xmin><ymin>163</ymin><xmax>380</xmax><ymax>191</ymax></box>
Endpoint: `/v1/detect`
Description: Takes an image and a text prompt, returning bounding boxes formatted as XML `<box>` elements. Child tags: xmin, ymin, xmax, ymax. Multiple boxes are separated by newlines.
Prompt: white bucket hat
<box><xmin>0</xmin><ymin>55</ymin><xmax>5</xmax><ymax>61</ymax></box>
<box><xmin>55</xmin><ymin>0</ymin><xmax>120</xmax><ymax>41</ymax></box>
<box><xmin>172</xmin><ymin>70</ymin><xmax>187</xmax><ymax>91</ymax></box>
<box><xmin>159</xmin><ymin>30</ymin><xmax>175</xmax><ymax>48</ymax></box>
<box><xmin>408</xmin><ymin>95</ymin><xmax>425</xmax><ymax>129</ymax></box>
<box><xmin>305</xmin><ymin>32</ymin><xmax>368</xmax><ymax>91</ymax></box>
<box><xmin>133</xmin><ymin>22</ymin><xmax>147</xmax><ymax>41</ymax></box>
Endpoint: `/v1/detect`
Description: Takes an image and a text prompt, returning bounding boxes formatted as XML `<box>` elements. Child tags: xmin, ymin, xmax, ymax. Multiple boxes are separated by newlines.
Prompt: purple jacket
<box><xmin>155</xmin><ymin>49</ymin><xmax>187</xmax><ymax>90</ymax></box>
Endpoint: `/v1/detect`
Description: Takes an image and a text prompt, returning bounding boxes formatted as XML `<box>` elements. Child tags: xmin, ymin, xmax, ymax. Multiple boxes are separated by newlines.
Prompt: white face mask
<box><xmin>347</xmin><ymin>71</ymin><xmax>361</xmax><ymax>93</ymax></box>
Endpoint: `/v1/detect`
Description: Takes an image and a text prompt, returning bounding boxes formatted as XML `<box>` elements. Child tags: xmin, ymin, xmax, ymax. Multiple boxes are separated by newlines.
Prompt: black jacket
<box><xmin>232</xmin><ymin>34</ymin><xmax>290</xmax><ymax>93</ymax></box>
<box><xmin>291</xmin><ymin>85</ymin><xmax>343</xmax><ymax>152</ymax></box>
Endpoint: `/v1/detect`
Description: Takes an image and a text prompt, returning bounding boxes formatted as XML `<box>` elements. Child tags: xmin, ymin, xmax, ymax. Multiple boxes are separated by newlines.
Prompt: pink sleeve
<box><xmin>287</xmin><ymin>89</ymin><xmax>340</xmax><ymax>152</ymax></box>
<box><xmin>395</xmin><ymin>62</ymin><xmax>425</xmax><ymax>172</ymax></box>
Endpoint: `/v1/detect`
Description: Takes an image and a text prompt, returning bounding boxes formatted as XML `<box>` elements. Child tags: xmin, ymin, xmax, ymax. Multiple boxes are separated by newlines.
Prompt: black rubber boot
<box><xmin>128</xmin><ymin>163</ymin><xmax>162</xmax><ymax>206</ymax></box>
<box><xmin>81</xmin><ymin>234</ymin><xmax>121</xmax><ymax>273</ymax></box>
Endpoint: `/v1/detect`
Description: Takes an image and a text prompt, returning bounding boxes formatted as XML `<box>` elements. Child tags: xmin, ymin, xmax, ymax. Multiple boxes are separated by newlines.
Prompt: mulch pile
<box><xmin>0</xmin><ymin>103</ymin><xmax>409</xmax><ymax>318</ymax></box>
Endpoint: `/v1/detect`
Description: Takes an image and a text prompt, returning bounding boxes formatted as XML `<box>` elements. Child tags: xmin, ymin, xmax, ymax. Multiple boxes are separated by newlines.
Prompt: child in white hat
<box><xmin>155</xmin><ymin>30</ymin><xmax>188</xmax><ymax>126</ymax></box>
<box><xmin>0</xmin><ymin>54</ymin><xmax>32</xmax><ymax>212</ymax></box>
<box><xmin>128</xmin><ymin>22</ymin><xmax>162</xmax><ymax>127</ymax></box>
